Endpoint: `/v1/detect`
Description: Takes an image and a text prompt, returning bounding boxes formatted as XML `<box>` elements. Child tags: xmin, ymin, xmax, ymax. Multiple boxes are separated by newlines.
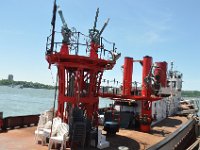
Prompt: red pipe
<box><xmin>90</xmin><ymin>42</ymin><xmax>99</xmax><ymax>58</ymax></box>
<box><xmin>140</xmin><ymin>56</ymin><xmax>153</xmax><ymax>133</ymax></box>
<box><xmin>58</xmin><ymin>65</ymin><xmax>65</xmax><ymax>119</ymax></box>
<box><xmin>155</xmin><ymin>62</ymin><xmax>167</xmax><ymax>87</ymax></box>
<box><xmin>122</xmin><ymin>57</ymin><xmax>133</xmax><ymax>95</ymax></box>
<box><xmin>60</xmin><ymin>43</ymin><xmax>69</xmax><ymax>55</ymax></box>
<box><xmin>141</xmin><ymin>56</ymin><xmax>152</xmax><ymax>97</ymax></box>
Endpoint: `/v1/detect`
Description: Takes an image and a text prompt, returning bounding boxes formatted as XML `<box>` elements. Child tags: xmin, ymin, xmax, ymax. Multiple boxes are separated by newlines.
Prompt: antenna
<box><xmin>98</xmin><ymin>18</ymin><xmax>110</xmax><ymax>37</ymax></box>
<box><xmin>90</xmin><ymin>8</ymin><xmax>110</xmax><ymax>43</ymax></box>
<box><xmin>49</xmin><ymin>0</ymin><xmax>57</xmax><ymax>53</ymax></box>
<box><xmin>171</xmin><ymin>61</ymin><xmax>174</xmax><ymax>71</ymax></box>
<box><xmin>57</xmin><ymin>5</ymin><xmax>71</xmax><ymax>44</ymax></box>
<box><xmin>93</xmin><ymin>8</ymin><xmax>99</xmax><ymax>31</ymax></box>
<box><xmin>57</xmin><ymin>6</ymin><xmax>68</xmax><ymax>29</ymax></box>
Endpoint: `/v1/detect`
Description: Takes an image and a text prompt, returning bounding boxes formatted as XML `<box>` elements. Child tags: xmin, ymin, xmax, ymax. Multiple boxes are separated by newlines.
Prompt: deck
<box><xmin>0</xmin><ymin>116</ymin><xmax>188</xmax><ymax>150</ymax></box>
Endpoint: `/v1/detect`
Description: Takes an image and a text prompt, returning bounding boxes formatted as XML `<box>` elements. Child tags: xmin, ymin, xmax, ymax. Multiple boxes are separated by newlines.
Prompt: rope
<box><xmin>50</xmin><ymin>72</ymin><xmax>58</xmax><ymax>137</ymax></box>
<box><xmin>50</xmin><ymin>68</ymin><xmax>55</xmax><ymax>84</ymax></box>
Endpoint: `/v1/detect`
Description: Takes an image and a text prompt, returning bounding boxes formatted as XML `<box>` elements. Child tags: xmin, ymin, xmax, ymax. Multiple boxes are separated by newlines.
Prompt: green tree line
<box><xmin>182</xmin><ymin>90</ymin><xmax>200</xmax><ymax>97</ymax></box>
<box><xmin>1</xmin><ymin>79</ymin><xmax>200</xmax><ymax>96</ymax></box>
<box><xmin>0</xmin><ymin>79</ymin><xmax>54</xmax><ymax>90</ymax></box>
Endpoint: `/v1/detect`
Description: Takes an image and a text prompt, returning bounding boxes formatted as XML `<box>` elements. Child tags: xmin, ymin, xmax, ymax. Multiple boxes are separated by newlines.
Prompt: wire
<box><xmin>50</xmin><ymin>72</ymin><xmax>58</xmax><ymax>137</ymax></box>
<box><xmin>102</xmin><ymin>37</ymin><xmax>115</xmax><ymax>45</ymax></box>
<box><xmin>50</xmin><ymin>68</ymin><xmax>55</xmax><ymax>84</ymax></box>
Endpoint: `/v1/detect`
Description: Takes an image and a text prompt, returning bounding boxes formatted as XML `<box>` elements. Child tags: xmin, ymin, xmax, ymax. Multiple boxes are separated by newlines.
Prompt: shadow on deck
<box><xmin>87</xmin><ymin>134</ymin><xmax>140</xmax><ymax>150</ymax></box>
<box><xmin>106</xmin><ymin>134</ymin><xmax>140</xmax><ymax>150</ymax></box>
<box><xmin>153</xmin><ymin>117</ymin><xmax>183</xmax><ymax>128</ymax></box>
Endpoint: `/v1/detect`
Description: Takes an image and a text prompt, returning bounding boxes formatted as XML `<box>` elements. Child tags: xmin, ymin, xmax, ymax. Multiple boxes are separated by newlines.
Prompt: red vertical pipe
<box><xmin>90</xmin><ymin>42</ymin><xmax>99</xmax><ymax>58</ymax></box>
<box><xmin>154</xmin><ymin>62</ymin><xmax>167</xmax><ymax>87</ymax></box>
<box><xmin>141</xmin><ymin>56</ymin><xmax>152</xmax><ymax>97</ymax></box>
<box><xmin>154</xmin><ymin>63</ymin><xmax>162</xmax><ymax>85</ymax></box>
<box><xmin>160</xmin><ymin>61</ymin><xmax>167</xmax><ymax>87</ymax></box>
<box><xmin>60</xmin><ymin>43</ymin><xmax>69</xmax><ymax>55</ymax></box>
<box><xmin>122</xmin><ymin>57</ymin><xmax>133</xmax><ymax>95</ymax></box>
<box><xmin>141</xmin><ymin>56</ymin><xmax>153</xmax><ymax>132</ymax></box>
<box><xmin>162</xmin><ymin>61</ymin><xmax>167</xmax><ymax>87</ymax></box>
<box><xmin>58</xmin><ymin>65</ymin><xmax>65</xmax><ymax>118</ymax></box>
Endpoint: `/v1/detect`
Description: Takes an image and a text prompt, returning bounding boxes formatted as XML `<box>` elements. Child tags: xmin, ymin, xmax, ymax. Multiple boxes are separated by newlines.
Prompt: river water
<box><xmin>1</xmin><ymin>86</ymin><xmax>199</xmax><ymax>117</ymax></box>
<box><xmin>0</xmin><ymin>86</ymin><xmax>112</xmax><ymax>117</ymax></box>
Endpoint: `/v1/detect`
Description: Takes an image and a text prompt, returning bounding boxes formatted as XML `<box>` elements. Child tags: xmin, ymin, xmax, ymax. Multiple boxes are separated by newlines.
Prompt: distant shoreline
<box><xmin>0</xmin><ymin>79</ymin><xmax>55</xmax><ymax>90</ymax></box>
<box><xmin>182</xmin><ymin>91</ymin><xmax>200</xmax><ymax>98</ymax></box>
<box><xmin>0</xmin><ymin>79</ymin><xmax>199</xmax><ymax>97</ymax></box>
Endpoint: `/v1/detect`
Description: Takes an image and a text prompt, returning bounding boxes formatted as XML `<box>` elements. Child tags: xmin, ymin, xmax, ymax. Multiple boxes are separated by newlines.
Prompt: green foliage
<box><xmin>182</xmin><ymin>90</ymin><xmax>200</xmax><ymax>97</ymax></box>
<box><xmin>0</xmin><ymin>79</ymin><xmax>13</xmax><ymax>85</ymax></box>
<box><xmin>0</xmin><ymin>79</ymin><xmax>54</xmax><ymax>90</ymax></box>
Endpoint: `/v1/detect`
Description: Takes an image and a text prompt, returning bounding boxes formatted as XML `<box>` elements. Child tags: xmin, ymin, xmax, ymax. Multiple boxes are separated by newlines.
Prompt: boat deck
<box><xmin>0</xmin><ymin>116</ymin><xmax>188</xmax><ymax>150</ymax></box>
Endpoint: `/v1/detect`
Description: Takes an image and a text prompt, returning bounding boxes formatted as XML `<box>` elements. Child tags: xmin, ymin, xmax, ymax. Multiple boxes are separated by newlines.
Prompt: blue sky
<box><xmin>0</xmin><ymin>0</ymin><xmax>200</xmax><ymax>90</ymax></box>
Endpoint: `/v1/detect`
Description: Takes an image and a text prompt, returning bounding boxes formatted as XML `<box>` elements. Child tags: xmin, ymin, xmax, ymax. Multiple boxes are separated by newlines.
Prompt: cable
<box><xmin>50</xmin><ymin>72</ymin><xmax>58</xmax><ymax>137</ymax></box>
<box><xmin>50</xmin><ymin>68</ymin><xmax>55</xmax><ymax>84</ymax></box>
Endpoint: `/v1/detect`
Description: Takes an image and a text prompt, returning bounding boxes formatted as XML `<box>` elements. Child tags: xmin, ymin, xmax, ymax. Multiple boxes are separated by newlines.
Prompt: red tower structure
<box><xmin>46</xmin><ymin>1</ymin><xmax>120</xmax><ymax>135</ymax></box>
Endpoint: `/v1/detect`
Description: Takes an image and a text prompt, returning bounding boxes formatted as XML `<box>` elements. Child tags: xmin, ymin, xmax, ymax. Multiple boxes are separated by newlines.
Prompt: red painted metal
<box><xmin>99</xmin><ymin>55</ymin><xmax>167</xmax><ymax>132</ymax></box>
<box><xmin>140</xmin><ymin>56</ymin><xmax>153</xmax><ymax>132</ymax></box>
<box><xmin>0</xmin><ymin>119</ymin><xmax>3</xmax><ymax>129</ymax></box>
<box><xmin>90</xmin><ymin>42</ymin><xmax>99</xmax><ymax>58</ymax></box>
<box><xmin>140</xmin><ymin>124</ymin><xmax>151</xmax><ymax>133</ymax></box>
<box><xmin>155</xmin><ymin>62</ymin><xmax>167</xmax><ymax>87</ymax></box>
<box><xmin>46</xmin><ymin>33</ymin><xmax>116</xmax><ymax>128</ymax></box>
<box><xmin>141</xmin><ymin>56</ymin><xmax>152</xmax><ymax>97</ymax></box>
<box><xmin>122</xmin><ymin>57</ymin><xmax>133</xmax><ymax>95</ymax></box>
<box><xmin>58</xmin><ymin>64</ymin><xmax>65</xmax><ymax>118</ymax></box>
<box><xmin>60</xmin><ymin>43</ymin><xmax>69</xmax><ymax>55</ymax></box>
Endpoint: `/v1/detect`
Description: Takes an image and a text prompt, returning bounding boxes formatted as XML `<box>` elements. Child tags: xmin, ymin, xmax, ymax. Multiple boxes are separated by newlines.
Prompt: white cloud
<box><xmin>138</xmin><ymin>10</ymin><xmax>173</xmax><ymax>45</ymax></box>
<box><xmin>142</xmin><ymin>31</ymin><xmax>161</xmax><ymax>44</ymax></box>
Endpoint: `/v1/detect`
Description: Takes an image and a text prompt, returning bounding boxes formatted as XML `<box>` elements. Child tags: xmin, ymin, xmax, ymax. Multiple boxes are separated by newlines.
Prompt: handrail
<box><xmin>46</xmin><ymin>31</ymin><xmax>116</xmax><ymax>61</ymax></box>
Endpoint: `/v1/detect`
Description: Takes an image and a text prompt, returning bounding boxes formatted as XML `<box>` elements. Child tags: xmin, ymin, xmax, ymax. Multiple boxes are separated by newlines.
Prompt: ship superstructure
<box><xmin>152</xmin><ymin>62</ymin><xmax>183</xmax><ymax>124</ymax></box>
<box><xmin>99</xmin><ymin>58</ymin><xmax>183</xmax><ymax>132</ymax></box>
